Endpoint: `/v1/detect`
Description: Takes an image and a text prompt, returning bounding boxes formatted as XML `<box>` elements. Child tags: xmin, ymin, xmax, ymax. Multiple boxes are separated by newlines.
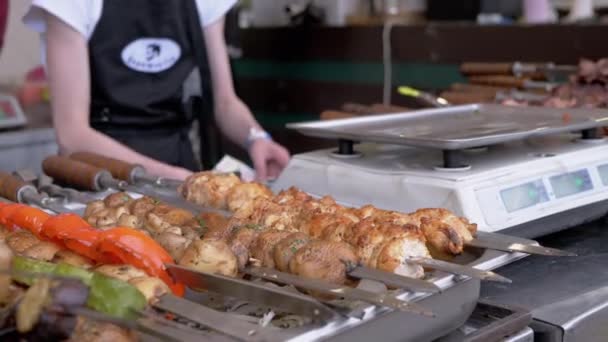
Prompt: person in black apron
<box><xmin>89</xmin><ymin>0</ymin><xmax>202</xmax><ymax>171</ymax></box>
<box><xmin>30</xmin><ymin>0</ymin><xmax>290</xmax><ymax>180</ymax></box>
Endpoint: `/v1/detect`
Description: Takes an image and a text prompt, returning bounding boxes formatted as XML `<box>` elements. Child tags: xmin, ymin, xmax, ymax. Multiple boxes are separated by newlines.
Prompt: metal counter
<box><xmin>481</xmin><ymin>219</ymin><xmax>608</xmax><ymax>342</ymax></box>
<box><xmin>0</xmin><ymin>128</ymin><xmax>57</xmax><ymax>173</ymax></box>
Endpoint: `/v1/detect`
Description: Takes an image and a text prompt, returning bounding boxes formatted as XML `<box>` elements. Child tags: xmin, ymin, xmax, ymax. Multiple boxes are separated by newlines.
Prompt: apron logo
<box><xmin>121</xmin><ymin>38</ymin><xmax>181</xmax><ymax>73</ymax></box>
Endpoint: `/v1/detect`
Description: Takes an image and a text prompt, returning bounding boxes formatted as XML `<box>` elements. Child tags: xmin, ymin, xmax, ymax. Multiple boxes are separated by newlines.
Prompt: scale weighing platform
<box><xmin>274</xmin><ymin>104</ymin><xmax>608</xmax><ymax>238</ymax></box>
<box><xmin>273</xmin><ymin>103</ymin><xmax>608</xmax><ymax>342</ymax></box>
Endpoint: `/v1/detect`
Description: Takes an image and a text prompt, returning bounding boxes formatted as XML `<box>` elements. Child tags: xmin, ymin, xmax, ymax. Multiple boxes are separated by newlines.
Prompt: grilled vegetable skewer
<box><xmin>0</xmin><ymin>207</ymin><xmax>301</xmax><ymax>340</ymax></box>
<box><xmin>0</xmin><ymin>196</ymin><xmax>432</xmax><ymax>316</ymax></box>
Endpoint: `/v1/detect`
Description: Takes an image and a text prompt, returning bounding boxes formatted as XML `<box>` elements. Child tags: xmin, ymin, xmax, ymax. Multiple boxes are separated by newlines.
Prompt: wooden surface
<box><xmin>239</xmin><ymin>24</ymin><xmax>608</xmax><ymax>63</ymax></box>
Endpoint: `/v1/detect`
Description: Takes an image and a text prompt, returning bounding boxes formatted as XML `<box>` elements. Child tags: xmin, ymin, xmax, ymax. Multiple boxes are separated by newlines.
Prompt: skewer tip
<box><xmin>491</xmin><ymin>274</ymin><xmax>513</xmax><ymax>284</ymax></box>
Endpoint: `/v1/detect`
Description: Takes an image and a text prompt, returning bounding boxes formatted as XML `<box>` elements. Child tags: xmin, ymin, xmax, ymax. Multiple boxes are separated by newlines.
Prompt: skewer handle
<box><xmin>42</xmin><ymin>155</ymin><xmax>108</xmax><ymax>191</ymax></box>
<box><xmin>368</xmin><ymin>103</ymin><xmax>409</xmax><ymax>113</ymax></box>
<box><xmin>460</xmin><ymin>62</ymin><xmax>513</xmax><ymax>75</ymax></box>
<box><xmin>439</xmin><ymin>91</ymin><xmax>496</xmax><ymax>105</ymax></box>
<box><xmin>70</xmin><ymin>151</ymin><xmax>142</xmax><ymax>182</ymax></box>
<box><xmin>450</xmin><ymin>82</ymin><xmax>507</xmax><ymax>94</ymax></box>
<box><xmin>0</xmin><ymin>171</ymin><xmax>31</xmax><ymax>202</ymax></box>
<box><xmin>320</xmin><ymin>110</ymin><xmax>358</xmax><ymax>120</ymax></box>
<box><xmin>468</xmin><ymin>75</ymin><xmax>527</xmax><ymax>88</ymax></box>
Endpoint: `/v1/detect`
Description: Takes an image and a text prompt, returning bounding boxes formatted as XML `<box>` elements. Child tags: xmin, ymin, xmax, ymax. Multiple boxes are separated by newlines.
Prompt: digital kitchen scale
<box><xmin>273</xmin><ymin>104</ymin><xmax>608</xmax><ymax>237</ymax></box>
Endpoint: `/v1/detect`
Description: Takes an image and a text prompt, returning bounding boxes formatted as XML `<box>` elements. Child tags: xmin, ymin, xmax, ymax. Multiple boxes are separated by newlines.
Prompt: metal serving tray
<box><xmin>287</xmin><ymin>104</ymin><xmax>608</xmax><ymax>150</ymax></box>
<box><xmin>175</xmin><ymin>239</ymin><xmax>528</xmax><ymax>342</ymax></box>
<box><xmin>15</xmin><ymin>190</ymin><xmax>531</xmax><ymax>342</ymax></box>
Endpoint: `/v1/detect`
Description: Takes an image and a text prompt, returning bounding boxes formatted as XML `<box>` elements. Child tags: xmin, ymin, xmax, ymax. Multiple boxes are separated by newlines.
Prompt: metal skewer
<box><xmin>344</xmin><ymin>263</ymin><xmax>442</xmax><ymax>292</ymax></box>
<box><xmin>470</xmin><ymin>232</ymin><xmax>577</xmax><ymax>257</ymax></box>
<box><xmin>37</xmin><ymin>157</ymin><xmax>470</xmax><ymax>291</ymax></box>
<box><xmin>42</xmin><ymin>155</ymin><xmax>229</xmax><ymax>216</ymax></box>
<box><xmin>165</xmin><ymin>263</ymin><xmax>339</xmax><ymax>322</ymax></box>
<box><xmin>37</xmin><ymin>160</ymin><xmax>520</xmax><ymax>285</ymax></box>
<box><xmin>69</xmin><ymin>151</ymin><xmax>184</xmax><ymax>191</ymax></box>
<box><xmin>243</xmin><ymin>266</ymin><xmax>435</xmax><ymax>318</ymax></box>
<box><xmin>405</xmin><ymin>257</ymin><xmax>511</xmax><ymax>283</ymax></box>
<box><xmin>0</xmin><ymin>171</ymin><xmax>82</xmax><ymax>215</ymax></box>
<box><xmin>54</xmin><ymin>153</ymin><xmax>576</xmax><ymax>259</ymax></box>
<box><xmin>0</xmin><ymin>174</ymin><xmax>345</xmax><ymax>322</ymax></box>
<box><xmin>2</xmin><ymin>171</ymin><xmax>437</xmax><ymax>318</ymax></box>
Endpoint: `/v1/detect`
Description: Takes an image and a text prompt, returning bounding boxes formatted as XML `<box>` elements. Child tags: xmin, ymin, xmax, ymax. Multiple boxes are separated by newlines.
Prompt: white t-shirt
<box><xmin>24</xmin><ymin>0</ymin><xmax>237</xmax><ymax>39</ymax></box>
<box><xmin>23</xmin><ymin>0</ymin><xmax>236</xmax><ymax>67</ymax></box>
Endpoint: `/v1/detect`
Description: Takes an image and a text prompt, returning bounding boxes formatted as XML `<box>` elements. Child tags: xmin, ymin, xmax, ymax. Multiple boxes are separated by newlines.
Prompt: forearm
<box><xmin>56</xmin><ymin>127</ymin><xmax>185</xmax><ymax>178</ymax></box>
<box><xmin>202</xmin><ymin>18</ymin><xmax>264</xmax><ymax>150</ymax></box>
<box><xmin>213</xmin><ymin>97</ymin><xmax>261</xmax><ymax>149</ymax></box>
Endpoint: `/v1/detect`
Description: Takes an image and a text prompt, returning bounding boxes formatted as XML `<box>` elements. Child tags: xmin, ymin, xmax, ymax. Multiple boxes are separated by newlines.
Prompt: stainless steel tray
<box><xmin>287</xmin><ymin>104</ymin><xmax>608</xmax><ymax>150</ymax></box>
<box><xmin>14</xmin><ymin>191</ymin><xmax>531</xmax><ymax>342</ymax></box>
<box><xmin>178</xmin><ymin>239</ymin><xmax>528</xmax><ymax>342</ymax></box>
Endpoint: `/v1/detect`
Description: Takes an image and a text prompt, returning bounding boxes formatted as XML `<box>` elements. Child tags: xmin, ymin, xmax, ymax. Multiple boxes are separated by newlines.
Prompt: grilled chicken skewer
<box><xmin>59</xmin><ymin>152</ymin><xmax>571</xmax><ymax>257</ymax></box>
<box><xmin>0</xmin><ymin>176</ymin><xmax>347</xmax><ymax>328</ymax></box>
<box><xmin>68</xmin><ymin>152</ymin><xmax>266</xmax><ymax>210</ymax></box>
<box><xmin>75</xmin><ymin>191</ymin><xmax>442</xmax><ymax>313</ymax></box>
<box><xmin>44</xmin><ymin>151</ymin><xmax>507</xmax><ymax>285</ymax></box>
<box><xmin>81</xmin><ymin>187</ymin><xmax>501</xmax><ymax>293</ymax></box>
<box><xmin>37</xmin><ymin>156</ymin><xmax>511</xmax><ymax>282</ymax></box>
<box><xmin>227</xmin><ymin>190</ymin><xmax>510</xmax><ymax>282</ymax></box>
<box><xmin>174</xmin><ymin>171</ymin><xmax>572</xmax><ymax>257</ymax></box>
<box><xmin>42</xmin><ymin>155</ymin><xmax>227</xmax><ymax>216</ymax></box>
<box><xmin>69</xmin><ymin>151</ymin><xmax>184</xmax><ymax>190</ymax></box>
<box><xmin>77</xmin><ymin>192</ymin><xmax>438</xmax><ymax>313</ymax></box>
<box><xmin>1</xmin><ymin>174</ymin><xmax>434</xmax><ymax>317</ymax></box>
<box><xmin>80</xmin><ymin>190</ymin><xmax>445</xmax><ymax>291</ymax></box>
<box><xmin>38</xmin><ymin>155</ymin><xmax>445</xmax><ymax>293</ymax></box>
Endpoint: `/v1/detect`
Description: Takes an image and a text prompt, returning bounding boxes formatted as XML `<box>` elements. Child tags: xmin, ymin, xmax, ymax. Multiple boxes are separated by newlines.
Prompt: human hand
<box><xmin>248</xmin><ymin>139</ymin><xmax>290</xmax><ymax>181</ymax></box>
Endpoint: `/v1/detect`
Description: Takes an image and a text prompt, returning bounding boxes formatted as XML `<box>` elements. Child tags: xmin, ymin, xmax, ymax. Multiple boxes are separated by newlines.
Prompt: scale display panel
<box><xmin>549</xmin><ymin>169</ymin><xmax>593</xmax><ymax>199</ymax></box>
<box><xmin>500</xmin><ymin>180</ymin><xmax>549</xmax><ymax>213</ymax></box>
<box><xmin>598</xmin><ymin>164</ymin><xmax>608</xmax><ymax>186</ymax></box>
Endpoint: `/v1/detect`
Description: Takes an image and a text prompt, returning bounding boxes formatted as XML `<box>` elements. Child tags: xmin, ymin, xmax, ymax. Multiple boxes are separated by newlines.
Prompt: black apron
<box><xmin>88</xmin><ymin>0</ymin><xmax>207</xmax><ymax>170</ymax></box>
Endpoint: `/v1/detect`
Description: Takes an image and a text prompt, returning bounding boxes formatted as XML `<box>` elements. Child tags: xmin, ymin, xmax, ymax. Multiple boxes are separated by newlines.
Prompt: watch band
<box><xmin>246</xmin><ymin>127</ymin><xmax>272</xmax><ymax>148</ymax></box>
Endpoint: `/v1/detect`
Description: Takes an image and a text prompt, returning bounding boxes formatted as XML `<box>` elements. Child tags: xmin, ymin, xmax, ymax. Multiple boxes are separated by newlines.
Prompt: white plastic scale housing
<box><xmin>272</xmin><ymin>135</ymin><xmax>608</xmax><ymax>235</ymax></box>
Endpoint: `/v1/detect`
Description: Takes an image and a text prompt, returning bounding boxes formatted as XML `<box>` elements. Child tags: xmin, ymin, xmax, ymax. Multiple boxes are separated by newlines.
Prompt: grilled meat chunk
<box><xmin>250</xmin><ymin>230</ymin><xmax>293</xmax><ymax>269</ymax></box>
<box><xmin>289</xmin><ymin>241</ymin><xmax>358</xmax><ymax>286</ymax></box>
<box><xmin>273</xmin><ymin>232</ymin><xmax>310</xmax><ymax>272</ymax></box>
<box><xmin>178</xmin><ymin>239</ymin><xmax>238</xmax><ymax>277</ymax></box>
<box><xmin>179</xmin><ymin>172</ymin><xmax>241</xmax><ymax>209</ymax></box>
<box><xmin>226</xmin><ymin>182</ymin><xmax>273</xmax><ymax>213</ymax></box>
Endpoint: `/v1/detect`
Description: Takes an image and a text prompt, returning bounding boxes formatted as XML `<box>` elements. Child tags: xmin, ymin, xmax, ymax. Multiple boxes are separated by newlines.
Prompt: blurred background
<box><xmin>2</xmin><ymin>0</ymin><xmax>608</xmax><ymax>170</ymax></box>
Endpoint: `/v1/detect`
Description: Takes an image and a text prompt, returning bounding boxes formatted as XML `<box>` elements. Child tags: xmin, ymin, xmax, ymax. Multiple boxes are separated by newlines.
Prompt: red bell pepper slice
<box><xmin>0</xmin><ymin>204</ymin><xmax>25</xmax><ymax>231</ymax></box>
<box><xmin>97</xmin><ymin>227</ymin><xmax>184</xmax><ymax>296</ymax></box>
<box><xmin>8</xmin><ymin>206</ymin><xmax>51</xmax><ymax>238</ymax></box>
